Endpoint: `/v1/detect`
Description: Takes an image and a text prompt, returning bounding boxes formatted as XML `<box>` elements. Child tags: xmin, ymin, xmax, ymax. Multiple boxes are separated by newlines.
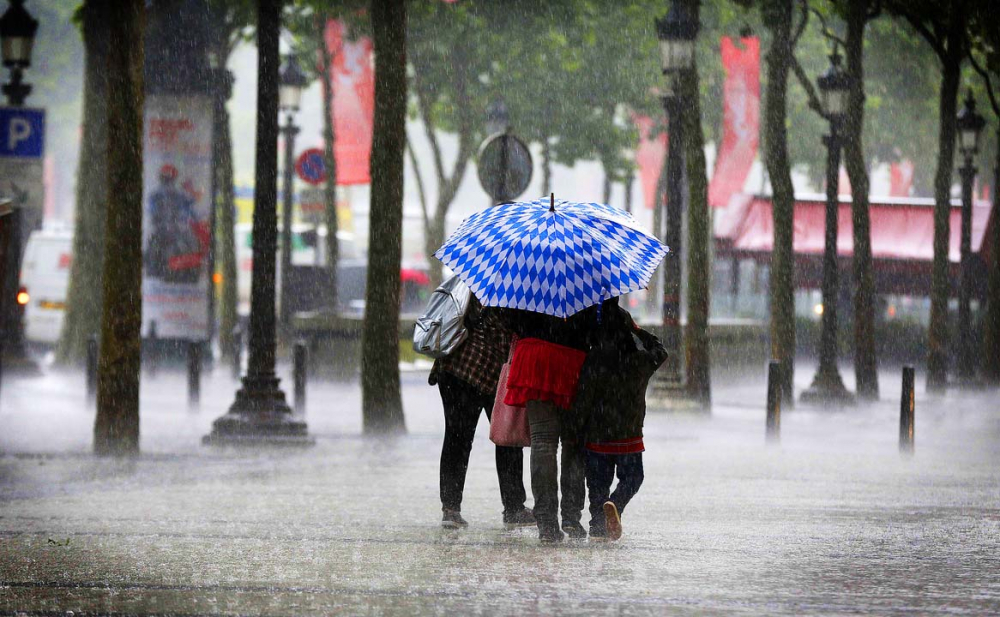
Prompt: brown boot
<box><xmin>603</xmin><ymin>501</ymin><xmax>622</xmax><ymax>541</ymax></box>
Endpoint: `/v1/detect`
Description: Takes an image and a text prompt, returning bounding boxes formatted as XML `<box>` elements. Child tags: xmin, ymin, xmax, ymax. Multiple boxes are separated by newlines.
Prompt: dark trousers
<box><xmin>438</xmin><ymin>373</ymin><xmax>526</xmax><ymax>514</ymax></box>
<box><xmin>585</xmin><ymin>451</ymin><xmax>644</xmax><ymax>531</ymax></box>
<box><xmin>526</xmin><ymin>400</ymin><xmax>586</xmax><ymax>532</ymax></box>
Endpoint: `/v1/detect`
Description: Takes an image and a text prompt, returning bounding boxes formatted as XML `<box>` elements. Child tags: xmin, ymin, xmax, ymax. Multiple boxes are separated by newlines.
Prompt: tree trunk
<box><xmin>217</xmin><ymin>95</ymin><xmax>238</xmax><ymax>360</ymax></box>
<box><xmin>926</xmin><ymin>51</ymin><xmax>963</xmax><ymax>392</ymax></box>
<box><xmin>983</xmin><ymin>126</ymin><xmax>1000</xmax><ymax>384</ymax></box>
<box><xmin>94</xmin><ymin>0</ymin><xmax>144</xmax><ymax>456</ymax></box>
<box><xmin>424</xmin><ymin>215</ymin><xmax>446</xmax><ymax>287</ymax></box>
<box><xmin>681</xmin><ymin>12</ymin><xmax>711</xmax><ymax>407</ymax></box>
<box><xmin>57</xmin><ymin>0</ymin><xmax>111</xmax><ymax>366</ymax></box>
<box><xmin>362</xmin><ymin>0</ymin><xmax>407</xmax><ymax>434</ymax></box>
<box><xmin>319</xmin><ymin>16</ymin><xmax>339</xmax><ymax>308</ymax></box>
<box><xmin>844</xmin><ymin>0</ymin><xmax>878</xmax><ymax>400</ymax></box>
<box><xmin>762</xmin><ymin>0</ymin><xmax>796</xmax><ymax>399</ymax></box>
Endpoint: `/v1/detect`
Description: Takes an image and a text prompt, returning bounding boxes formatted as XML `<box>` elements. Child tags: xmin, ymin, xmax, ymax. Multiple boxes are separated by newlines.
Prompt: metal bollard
<box><xmin>293</xmin><ymin>340</ymin><xmax>307</xmax><ymax>414</ymax></box>
<box><xmin>86</xmin><ymin>334</ymin><xmax>98</xmax><ymax>406</ymax></box>
<box><xmin>766</xmin><ymin>360</ymin><xmax>782</xmax><ymax>443</ymax></box>
<box><xmin>231</xmin><ymin>325</ymin><xmax>242</xmax><ymax>380</ymax></box>
<box><xmin>187</xmin><ymin>341</ymin><xmax>201</xmax><ymax>408</ymax></box>
<box><xmin>900</xmin><ymin>365</ymin><xmax>915</xmax><ymax>454</ymax></box>
<box><xmin>147</xmin><ymin>321</ymin><xmax>159</xmax><ymax>377</ymax></box>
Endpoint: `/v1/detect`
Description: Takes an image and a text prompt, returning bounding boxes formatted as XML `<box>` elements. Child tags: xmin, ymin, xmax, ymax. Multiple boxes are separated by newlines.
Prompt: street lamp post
<box><xmin>650</xmin><ymin>2</ymin><xmax>697</xmax><ymax>394</ymax></box>
<box><xmin>278</xmin><ymin>55</ymin><xmax>306</xmax><ymax>334</ymax></box>
<box><xmin>205</xmin><ymin>0</ymin><xmax>311</xmax><ymax>446</ymax></box>
<box><xmin>955</xmin><ymin>90</ymin><xmax>985</xmax><ymax>383</ymax></box>
<box><xmin>801</xmin><ymin>47</ymin><xmax>853</xmax><ymax>406</ymax></box>
<box><xmin>0</xmin><ymin>0</ymin><xmax>39</xmax><ymax>376</ymax></box>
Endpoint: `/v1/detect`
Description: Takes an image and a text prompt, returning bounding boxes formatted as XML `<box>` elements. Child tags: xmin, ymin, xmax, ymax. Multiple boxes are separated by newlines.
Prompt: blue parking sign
<box><xmin>0</xmin><ymin>107</ymin><xmax>44</xmax><ymax>158</ymax></box>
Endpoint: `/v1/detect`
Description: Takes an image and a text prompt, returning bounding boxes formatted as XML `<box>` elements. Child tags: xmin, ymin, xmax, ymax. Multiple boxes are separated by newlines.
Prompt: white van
<box><xmin>20</xmin><ymin>226</ymin><xmax>73</xmax><ymax>345</ymax></box>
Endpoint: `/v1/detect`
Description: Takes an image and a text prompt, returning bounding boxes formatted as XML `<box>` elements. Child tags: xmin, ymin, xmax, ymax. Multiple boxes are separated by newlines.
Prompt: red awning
<box><xmin>716</xmin><ymin>193</ymin><xmax>993</xmax><ymax>263</ymax></box>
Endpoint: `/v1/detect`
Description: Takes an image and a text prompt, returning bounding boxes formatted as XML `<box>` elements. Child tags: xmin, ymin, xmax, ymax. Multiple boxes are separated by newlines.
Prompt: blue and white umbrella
<box><xmin>434</xmin><ymin>196</ymin><xmax>668</xmax><ymax>318</ymax></box>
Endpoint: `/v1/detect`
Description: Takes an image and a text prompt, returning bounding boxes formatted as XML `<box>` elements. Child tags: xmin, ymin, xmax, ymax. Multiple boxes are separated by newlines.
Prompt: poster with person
<box><xmin>142</xmin><ymin>95</ymin><xmax>213</xmax><ymax>340</ymax></box>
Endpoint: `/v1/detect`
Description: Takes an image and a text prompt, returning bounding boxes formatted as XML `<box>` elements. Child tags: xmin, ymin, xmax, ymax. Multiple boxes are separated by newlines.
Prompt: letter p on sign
<box><xmin>0</xmin><ymin>108</ymin><xmax>44</xmax><ymax>159</ymax></box>
<box><xmin>8</xmin><ymin>117</ymin><xmax>31</xmax><ymax>151</ymax></box>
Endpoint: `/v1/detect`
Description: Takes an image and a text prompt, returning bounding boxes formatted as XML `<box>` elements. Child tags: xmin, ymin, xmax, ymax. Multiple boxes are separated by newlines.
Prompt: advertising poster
<box><xmin>142</xmin><ymin>95</ymin><xmax>213</xmax><ymax>340</ymax></box>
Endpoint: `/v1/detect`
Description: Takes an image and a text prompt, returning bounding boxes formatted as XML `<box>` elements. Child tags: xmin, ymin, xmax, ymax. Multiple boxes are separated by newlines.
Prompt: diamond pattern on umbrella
<box><xmin>435</xmin><ymin>197</ymin><xmax>668</xmax><ymax>318</ymax></box>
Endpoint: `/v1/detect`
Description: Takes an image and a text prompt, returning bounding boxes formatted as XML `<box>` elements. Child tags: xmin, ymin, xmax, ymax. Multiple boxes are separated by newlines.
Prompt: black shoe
<box><xmin>538</xmin><ymin>525</ymin><xmax>565</xmax><ymax>544</ymax></box>
<box><xmin>561</xmin><ymin>520</ymin><xmax>587</xmax><ymax>539</ymax></box>
<box><xmin>589</xmin><ymin>525</ymin><xmax>608</xmax><ymax>540</ymax></box>
<box><xmin>442</xmin><ymin>509</ymin><xmax>468</xmax><ymax>529</ymax></box>
<box><xmin>503</xmin><ymin>508</ymin><xmax>536</xmax><ymax>530</ymax></box>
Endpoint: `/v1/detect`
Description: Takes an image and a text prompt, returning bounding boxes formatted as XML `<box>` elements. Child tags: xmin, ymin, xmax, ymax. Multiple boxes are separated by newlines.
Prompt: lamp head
<box><xmin>0</xmin><ymin>0</ymin><xmax>38</xmax><ymax>68</ymax></box>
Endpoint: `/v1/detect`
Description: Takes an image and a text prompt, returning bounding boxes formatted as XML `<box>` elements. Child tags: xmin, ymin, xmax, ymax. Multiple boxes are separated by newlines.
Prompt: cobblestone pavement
<box><xmin>1</xmin><ymin>363</ymin><xmax>998</xmax><ymax>615</ymax></box>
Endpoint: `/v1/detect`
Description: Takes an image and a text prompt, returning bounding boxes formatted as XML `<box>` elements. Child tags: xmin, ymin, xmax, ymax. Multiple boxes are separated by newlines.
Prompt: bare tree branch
<box><xmin>867</xmin><ymin>0</ymin><xmax>883</xmax><ymax>22</ymax></box>
<box><xmin>969</xmin><ymin>50</ymin><xmax>1000</xmax><ymax>117</ymax></box>
<box><xmin>890</xmin><ymin>2</ymin><xmax>947</xmax><ymax>59</ymax></box>
<box><xmin>406</xmin><ymin>134</ymin><xmax>431</xmax><ymax>233</ymax></box>
<box><xmin>808</xmin><ymin>5</ymin><xmax>846</xmax><ymax>47</ymax></box>
<box><xmin>790</xmin><ymin>53</ymin><xmax>828</xmax><ymax>119</ymax></box>
<box><xmin>411</xmin><ymin>68</ymin><xmax>448</xmax><ymax>199</ymax></box>
<box><xmin>792</xmin><ymin>0</ymin><xmax>811</xmax><ymax>47</ymax></box>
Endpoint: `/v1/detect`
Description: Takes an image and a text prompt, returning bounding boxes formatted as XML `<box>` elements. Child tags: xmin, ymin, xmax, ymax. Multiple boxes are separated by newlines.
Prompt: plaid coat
<box><xmin>429</xmin><ymin>301</ymin><xmax>512</xmax><ymax>397</ymax></box>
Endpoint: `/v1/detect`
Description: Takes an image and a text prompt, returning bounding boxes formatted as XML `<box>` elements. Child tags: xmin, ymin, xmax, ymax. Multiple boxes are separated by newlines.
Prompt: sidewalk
<box><xmin>1</xmin><ymin>364</ymin><xmax>999</xmax><ymax>615</ymax></box>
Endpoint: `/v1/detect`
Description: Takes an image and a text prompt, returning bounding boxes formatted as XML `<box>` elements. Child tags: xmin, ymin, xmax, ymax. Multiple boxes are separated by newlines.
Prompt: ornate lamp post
<box><xmin>802</xmin><ymin>46</ymin><xmax>853</xmax><ymax>405</ymax></box>
<box><xmin>278</xmin><ymin>55</ymin><xmax>306</xmax><ymax>333</ymax></box>
<box><xmin>0</xmin><ymin>0</ymin><xmax>36</xmax><ymax>105</ymax></box>
<box><xmin>955</xmin><ymin>90</ymin><xmax>985</xmax><ymax>383</ymax></box>
<box><xmin>0</xmin><ymin>0</ymin><xmax>39</xmax><ymax>376</ymax></box>
<box><xmin>205</xmin><ymin>0</ymin><xmax>311</xmax><ymax>446</ymax></box>
<box><xmin>650</xmin><ymin>1</ymin><xmax>697</xmax><ymax>395</ymax></box>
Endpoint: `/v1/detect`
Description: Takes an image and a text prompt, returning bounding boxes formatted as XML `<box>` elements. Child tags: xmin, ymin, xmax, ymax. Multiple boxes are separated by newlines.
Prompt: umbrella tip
<box><xmin>549</xmin><ymin>193</ymin><xmax>555</xmax><ymax>212</ymax></box>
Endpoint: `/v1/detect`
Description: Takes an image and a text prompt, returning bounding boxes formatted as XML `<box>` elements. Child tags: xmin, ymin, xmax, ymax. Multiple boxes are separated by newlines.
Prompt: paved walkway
<box><xmin>1</xmin><ymin>364</ymin><xmax>999</xmax><ymax>615</ymax></box>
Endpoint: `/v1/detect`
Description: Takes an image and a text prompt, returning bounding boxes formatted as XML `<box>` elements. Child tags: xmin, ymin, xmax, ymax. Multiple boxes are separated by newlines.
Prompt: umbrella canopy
<box><xmin>435</xmin><ymin>196</ymin><xmax>668</xmax><ymax>318</ymax></box>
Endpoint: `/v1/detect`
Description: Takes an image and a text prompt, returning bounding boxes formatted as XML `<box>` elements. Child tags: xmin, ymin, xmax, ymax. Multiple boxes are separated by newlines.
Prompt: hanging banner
<box><xmin>889</xmin><ymin>160</ymin><xmax>914</xmax><ymax>197</ymax></box>
<box><xmin>708</xmin><ymin>36</ymin><xmax>760</xmax><ymax>208</ymax></box>
<box><xmin>633</xmin><ymin>114</ymin><xmax>668</xmax><ymax>210</ymax></box>
<box><xmin>324</xmin><ymin>19</ymin><xmax>375</xmax><ymax>186</ymax></box>
<box><xmin>142</xmin><ymin>95</ymin><xmax>213</xmax><ymax>340</ymax></box>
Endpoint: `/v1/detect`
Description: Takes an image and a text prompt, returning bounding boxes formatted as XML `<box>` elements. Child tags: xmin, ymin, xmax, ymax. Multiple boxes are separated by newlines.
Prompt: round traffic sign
<box><xmin>477</xmin><ymin>131</ymin><xmax>533</xmax><ymax>203</ymax></box>
<box><xmin>295</xmin><ymin>148</ymin><xmax>327</xmax><ymax>185</ymax></box>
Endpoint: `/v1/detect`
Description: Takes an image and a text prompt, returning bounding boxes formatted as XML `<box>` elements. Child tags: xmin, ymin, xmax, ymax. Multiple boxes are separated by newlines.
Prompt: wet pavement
<box><xmin>1</xmin><ymin>361</ymin><xmax>999</xmax><ymax>615</ymax></box>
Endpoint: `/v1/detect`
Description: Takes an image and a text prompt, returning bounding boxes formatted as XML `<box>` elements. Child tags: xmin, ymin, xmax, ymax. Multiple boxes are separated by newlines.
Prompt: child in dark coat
<box><xmin>572</xmin><ymin>298</ymin><xmax>667</xmax><ymax>540</ymax></box>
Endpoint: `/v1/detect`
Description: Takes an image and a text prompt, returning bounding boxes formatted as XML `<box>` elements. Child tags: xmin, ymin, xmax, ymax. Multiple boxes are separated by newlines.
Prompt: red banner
<box><xmin>708</xmin><ymin>37</ymin><xmax>760</xmax><ymax>208</ymax></box>
<box><xmin>633</xmin><ymin>114</ymin><xmax>668</xmax><ymax>210</ymax></box>
<box><xmin>324</xmin><ymin>20</ymin><xmax>375</xmax><ymax>186</ymax></box>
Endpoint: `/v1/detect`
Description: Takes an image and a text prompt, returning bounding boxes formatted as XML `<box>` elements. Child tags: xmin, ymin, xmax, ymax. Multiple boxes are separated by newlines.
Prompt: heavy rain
<box><xmin>1</xmin><ymin>0</ymin><xmax>999</xmax><ymax>614</ymax></box>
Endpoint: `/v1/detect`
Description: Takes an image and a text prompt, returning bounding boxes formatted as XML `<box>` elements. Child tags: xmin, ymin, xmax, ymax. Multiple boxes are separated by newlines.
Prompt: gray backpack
<box><xmin>413</xmin><ymin>275</ymin><xmax>472</xmax><ymax>358</ymax></box>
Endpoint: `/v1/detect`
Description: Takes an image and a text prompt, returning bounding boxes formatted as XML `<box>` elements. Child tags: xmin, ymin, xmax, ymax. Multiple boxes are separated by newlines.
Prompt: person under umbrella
<box><xmin>436</xmin><ymin>195</ymin><xmax>667</xmax><ymax>542</ymax></box>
